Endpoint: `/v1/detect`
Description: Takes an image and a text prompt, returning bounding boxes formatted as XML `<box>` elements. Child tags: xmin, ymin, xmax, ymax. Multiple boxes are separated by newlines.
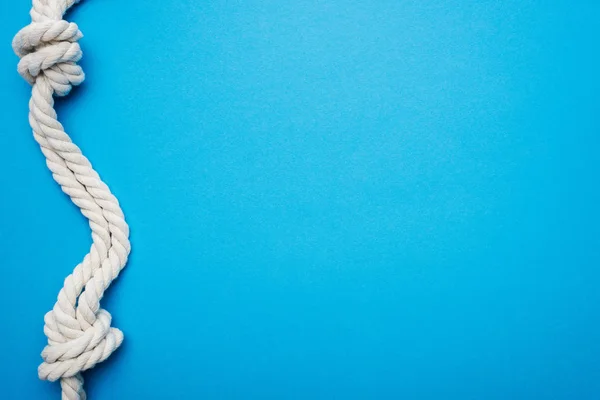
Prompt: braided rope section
<box><xmin>13</xmin><ymin>1</ymin><xmax>131</xmax><ymax>398</ymax></box>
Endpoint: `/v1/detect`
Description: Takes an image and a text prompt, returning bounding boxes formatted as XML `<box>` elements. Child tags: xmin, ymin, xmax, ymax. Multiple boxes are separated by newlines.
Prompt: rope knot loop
<box><xmin>38</xmin><ymin>309</ymin><xmax>124</xmax><ymax>382</ymax></box>
<box><xmin>13</xmin><ymin>19</ymin><xmax>84</xmax><ymax>96</ymax></box>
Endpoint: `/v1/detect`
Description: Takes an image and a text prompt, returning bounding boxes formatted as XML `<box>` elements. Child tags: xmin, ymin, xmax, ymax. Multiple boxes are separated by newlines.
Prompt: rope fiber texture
<box><xmin>13</xmin><ymin>1</ymin><xmax>131</xmax><ymax>398</ymax></box>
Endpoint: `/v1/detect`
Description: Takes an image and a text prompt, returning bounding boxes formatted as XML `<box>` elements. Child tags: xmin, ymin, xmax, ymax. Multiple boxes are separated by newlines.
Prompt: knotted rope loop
<box><xmin>39</xmin><ymin>310</ymin><xmax>124</xmax><ymax>382</ymax></box>
<box><xmin>13</xmin><ymin>17</ymin><xmax>84</xmax><ymax>96</ymax></box>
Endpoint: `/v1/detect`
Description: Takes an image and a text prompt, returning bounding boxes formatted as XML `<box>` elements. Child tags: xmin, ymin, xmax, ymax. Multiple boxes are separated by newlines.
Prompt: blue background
<box><xmin>1</xmin><ymin>1</ymin><xmax>599</xmax><ymax>399</ymax></box>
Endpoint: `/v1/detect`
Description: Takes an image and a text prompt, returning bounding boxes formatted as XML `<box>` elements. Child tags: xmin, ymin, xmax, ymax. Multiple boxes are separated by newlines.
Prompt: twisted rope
<box><xmin>13</xmin><ymin>1</ymin><xmax>131</xmax><ymax>398</ymax></box>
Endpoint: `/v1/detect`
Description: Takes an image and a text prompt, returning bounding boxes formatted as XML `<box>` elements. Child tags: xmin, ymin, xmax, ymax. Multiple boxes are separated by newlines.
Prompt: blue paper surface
<box><xmin>1</xmin><ymin>1</ymin><xmax>599</xmax><ymax>398</ymax></box>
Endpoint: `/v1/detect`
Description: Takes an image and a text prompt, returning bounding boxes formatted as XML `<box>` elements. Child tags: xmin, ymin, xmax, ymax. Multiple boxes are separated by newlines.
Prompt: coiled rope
<box><xmin>13</xmin><ymin>1</ymin><xmax>131</xmax><ymax>398</ymax></box>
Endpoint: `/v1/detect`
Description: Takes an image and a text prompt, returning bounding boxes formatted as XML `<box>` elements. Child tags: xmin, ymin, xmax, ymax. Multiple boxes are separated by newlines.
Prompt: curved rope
<box><xmin>13</xmin><ymin>1</ymin><xmax>131</xmax><ymax>398</ymax></box>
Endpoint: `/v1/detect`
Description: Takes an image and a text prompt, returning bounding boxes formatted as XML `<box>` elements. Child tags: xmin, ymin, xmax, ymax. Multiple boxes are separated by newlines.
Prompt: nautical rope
<box><xmin>12</xmin><ymin>0</ymin><xmax>131</xmax><ymax>398</ymax></box>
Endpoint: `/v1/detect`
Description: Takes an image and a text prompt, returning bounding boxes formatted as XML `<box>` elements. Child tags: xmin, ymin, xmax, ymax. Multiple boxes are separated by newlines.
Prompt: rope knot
<box><xmin>38</xmin><ymin>309</ymin><xmax>124</xmax><ymax>382</ymax></box>
<box><xmin>13</xmin><ymin>19</ymin><xmax>84</xmax><ymax>96</ymax></box>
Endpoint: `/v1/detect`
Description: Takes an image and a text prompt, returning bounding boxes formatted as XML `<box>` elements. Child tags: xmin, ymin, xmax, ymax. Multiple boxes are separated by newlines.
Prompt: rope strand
<box><xmin>13</xmin><ymin>1</ymin><xmax>131</xmax><ymax>398</ymax></box>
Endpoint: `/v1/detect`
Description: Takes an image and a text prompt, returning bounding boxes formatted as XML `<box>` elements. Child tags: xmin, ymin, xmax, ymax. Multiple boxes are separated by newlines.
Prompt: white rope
<box><xmin>13</xmin><ymin>1</ymin><xmax>131</xmax><ymax>398</ymax></box>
